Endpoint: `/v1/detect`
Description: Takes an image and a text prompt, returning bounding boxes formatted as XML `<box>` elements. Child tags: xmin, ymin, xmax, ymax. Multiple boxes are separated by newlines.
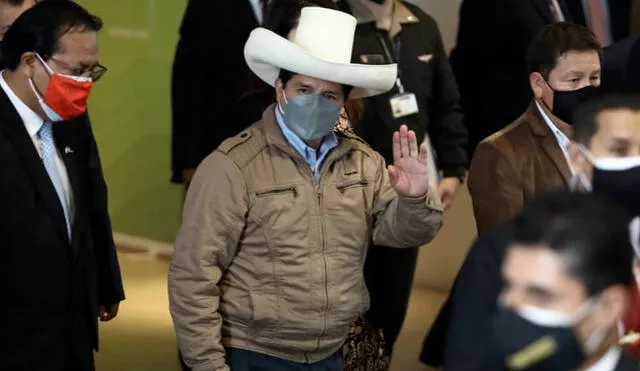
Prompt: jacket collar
<box><xmin>525</xmin><ymin>101</ymin><xmax>573</xmax><ymax>184</ymax></box>
<box><xmin>260</xmin><ymin>103</ymin><xmax>365</xmax><ymax>167</ymax></box>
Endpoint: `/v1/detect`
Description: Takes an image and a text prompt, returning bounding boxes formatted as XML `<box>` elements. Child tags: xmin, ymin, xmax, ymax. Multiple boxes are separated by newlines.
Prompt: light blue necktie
<box><xmin>38</xmin><ymin>121</ymin><xmax>71</xmax><ymax>238</ymax></box>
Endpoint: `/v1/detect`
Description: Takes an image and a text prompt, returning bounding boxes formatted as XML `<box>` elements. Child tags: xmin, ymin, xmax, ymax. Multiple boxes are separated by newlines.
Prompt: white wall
<box><xmin>405</xmin><ymin>0</ymin><xmax>461</xmax><ymax>51</ymax></box>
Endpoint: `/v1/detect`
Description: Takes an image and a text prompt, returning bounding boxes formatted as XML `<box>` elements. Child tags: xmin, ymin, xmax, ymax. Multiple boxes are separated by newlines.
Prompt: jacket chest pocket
<box><xmin>248</xmin><ymin>184</ymin><xmax>309</xmax><ymax>243</ymax></box>
<box><xmin>324</xmin><ymin>179</ymin><xmax>373</xmax><ymax>256</ymax></box>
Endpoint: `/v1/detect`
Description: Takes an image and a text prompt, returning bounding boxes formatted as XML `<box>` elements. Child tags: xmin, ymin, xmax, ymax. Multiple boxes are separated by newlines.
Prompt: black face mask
<box><xmin>591</xmin><ymin>160</ymin><xmax>640</xmax><ymax>218</ymax></box>
<box><xmin>491</xmin><ymin>307</ymin><xmax>590</xmax><ymax>370</ymax></box>
<box><xmin>547</xmin><ymin>84</ymin><xmax>597</xmax><ymax>125</ymax></box>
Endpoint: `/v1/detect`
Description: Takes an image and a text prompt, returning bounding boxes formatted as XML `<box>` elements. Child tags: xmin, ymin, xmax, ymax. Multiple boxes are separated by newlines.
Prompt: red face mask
<box><xmin>29</xmin><ymin>54</ymin><xmax>93</xmax><ymax>121</ymax></box>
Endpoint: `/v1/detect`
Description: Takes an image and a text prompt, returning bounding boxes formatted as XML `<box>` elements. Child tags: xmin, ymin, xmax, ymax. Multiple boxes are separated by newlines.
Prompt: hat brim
<box><xmin>244</xmin><ymin>28</ymin><xmax>397</xmax><ymax>99</ymax></box>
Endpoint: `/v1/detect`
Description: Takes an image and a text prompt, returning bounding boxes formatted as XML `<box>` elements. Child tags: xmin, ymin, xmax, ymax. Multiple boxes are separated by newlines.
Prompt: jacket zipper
<box><xmin>336</xmin><ymin>180</ymin><xmax>369</xmax><ymax>193</ymax></box>
<box><xmin>315</xmin><ymin>175</ymin><xmax>330</xmax><ymax>356</ymax></box>
<box><xmin>255</xmin><ymin>186</ymin><xmax>298</xmax><ymax>198</ymax></box>
<box><xmin>289</xmin><ymin>147</ymin><xmax>351</xmax><ymax>361</ymax></box>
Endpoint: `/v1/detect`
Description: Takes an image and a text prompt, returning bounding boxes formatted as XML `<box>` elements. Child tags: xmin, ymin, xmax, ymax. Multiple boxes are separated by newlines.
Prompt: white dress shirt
<box><xmin>550</xmin><ymin>0</ymin><xmax>567</xmax><ymax>21</ymax></box>
<box><xmin>0</xmin><ymin>72</ymin><xmax>74</xmax><ymax>221</ymax></box>
<box><xmin>248</xmin><ymin>0</ymin><xmax>264</xmax><ymax>25</ymax></box>
<box><xmin>586</xmin><ymin>347</ymin><xmax>622</xmax><ymax>371</ymax></box>
<box><xmin>535</xmin><ymin>100</ymin><xmax>574</xmax><ymax>174</ymax></box>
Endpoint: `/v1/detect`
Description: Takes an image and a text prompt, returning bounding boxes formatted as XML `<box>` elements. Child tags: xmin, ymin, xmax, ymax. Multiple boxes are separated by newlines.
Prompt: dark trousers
<box><xmin>227</xmin><ymin>348</ymin><xmax>343</xmax><ymax>371</ymax></box>
<box><xmin>364</xmin><ymin>245</ymin><xmax>419</xmax><ymax>356</ymax></box>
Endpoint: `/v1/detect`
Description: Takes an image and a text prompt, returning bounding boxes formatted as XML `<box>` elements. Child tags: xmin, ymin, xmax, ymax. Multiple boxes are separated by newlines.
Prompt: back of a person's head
<box><xmin>572</xmin><ymin>86</ymin><xmax>640</xmax><ymax>145</ymax></box>
<box><xmin>513</xmin><ymin>191</ymin><xmax>633</xmax><ymax>295</ymax></box>
<box><xmin>263</xmin><ymin>0</ymin><xmax>337</xmax><ymax>38</ymax></box>
<box><xmin>1</xmin><ymin>0</ymin><xmax>101</xmax><ymax>70</ymax></box>
<box><xmin>526</xmin><ymin>22</ymin><xmax>602</xmax><ymax>77</ymax></box>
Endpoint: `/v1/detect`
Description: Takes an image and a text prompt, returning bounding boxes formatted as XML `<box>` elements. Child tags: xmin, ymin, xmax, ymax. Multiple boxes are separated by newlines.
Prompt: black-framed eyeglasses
<box><xmin>48</xmin><ymin>56</ymin><xmax>108</xmax><ymax>82</ymax></box>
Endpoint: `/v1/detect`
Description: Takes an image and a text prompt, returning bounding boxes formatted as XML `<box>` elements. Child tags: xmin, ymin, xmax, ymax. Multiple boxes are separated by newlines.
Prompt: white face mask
<box><xmin>570</xmin><ymin>145</ymin><xmax>640</xmax><ymax>217</ymax></box>
<box><xmin>516</xmin><ymin>300</ymin><xmax>606</xmax><ymax>354</ymax></box>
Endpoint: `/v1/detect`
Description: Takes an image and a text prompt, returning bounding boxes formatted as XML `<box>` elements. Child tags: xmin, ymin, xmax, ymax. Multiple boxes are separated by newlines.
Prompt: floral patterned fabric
<box><xmin>343</xmin><ymin>316</ymin><xmax>390</xmax><ymax>371</ymax></box>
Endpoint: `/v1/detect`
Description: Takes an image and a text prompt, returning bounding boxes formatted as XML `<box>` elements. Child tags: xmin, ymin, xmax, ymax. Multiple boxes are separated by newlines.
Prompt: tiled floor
<box><xmin>95</xmin><ymin>252</ymin><xmax>447</xmax><ymax>370</ymax></box>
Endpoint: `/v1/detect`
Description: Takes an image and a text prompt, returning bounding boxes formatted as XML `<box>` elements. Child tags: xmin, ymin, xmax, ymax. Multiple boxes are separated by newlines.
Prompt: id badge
<box><xmin>390</xmin><ymin>93</ymin><xmax>419</xmax><ymax>119</ymax></box>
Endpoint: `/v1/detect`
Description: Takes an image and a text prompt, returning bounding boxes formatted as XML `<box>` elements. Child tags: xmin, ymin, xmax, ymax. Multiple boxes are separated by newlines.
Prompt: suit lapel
<box><xmin>527</xmin><ymin>104</ymin><xmax>573</xmax><ymax>185</ymax></box>
<box><xmin>0</xmin><ymin>87</ymin><xmax>70</xmax><ymax>246</ymax></box>
<box><xmin>531</xmin><ymin>0</ymin><xmax>555</xmax><ymax>22</ymax></box>
<box><xmin>237</xmin><ymin>0</ymin><xmax>260</xmax><ymax>29</ymax></box>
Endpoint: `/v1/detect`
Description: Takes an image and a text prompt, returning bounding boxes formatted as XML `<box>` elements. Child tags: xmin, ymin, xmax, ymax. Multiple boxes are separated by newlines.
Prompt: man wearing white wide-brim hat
<box><xmin>168</xmin><ymin>6</ymin><xmax>443</xmax><ymax>371</ymax></box>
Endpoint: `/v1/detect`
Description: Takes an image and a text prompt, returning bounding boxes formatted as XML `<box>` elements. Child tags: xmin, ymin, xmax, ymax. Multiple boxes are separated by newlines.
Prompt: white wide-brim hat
<box><xmin>244</xmin><ymin>7</ymin><xmax>397</xmax><ymax>99</ymax></box>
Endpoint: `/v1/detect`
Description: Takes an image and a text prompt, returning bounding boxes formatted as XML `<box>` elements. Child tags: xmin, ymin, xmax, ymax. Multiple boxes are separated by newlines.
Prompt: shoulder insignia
<box><xmin>217</xmin><ymin>128</ymin><xmax>267</xmax><ymax>168</ymax></box>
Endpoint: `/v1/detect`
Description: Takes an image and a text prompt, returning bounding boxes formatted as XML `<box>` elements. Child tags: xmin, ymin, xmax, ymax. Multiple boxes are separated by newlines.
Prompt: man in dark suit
<box><xmin>493</xmin><ymin>191</ymin><xmax>639</xmax><ymax>371</ymax></box>
<box><xmin>602</xmin><ymin>36</ymin><xmax>640</xmax><ymax>88</ymax></box>
<box><xmin>421</xmin><ymin>88</ymin><xmax>640</xmax><ymax>370</ymax></box>
<box><xmin>453</xmin><ymin>0</ymin><xmax>632</xmax><ymax>156</ymax></box>
<box><xmin>171</xmin><ymin>0</ymin><xmax>268</xmax><ymax>188</ymax></box>
<box><xmin>0</xmin><ymin>2</ymin><xmax>124</xmax><ymax>370</ymax></box>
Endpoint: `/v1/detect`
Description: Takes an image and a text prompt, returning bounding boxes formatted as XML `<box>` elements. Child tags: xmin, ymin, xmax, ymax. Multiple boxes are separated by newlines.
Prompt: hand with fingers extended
<box><xmin>388</xmin><ymin>125</ymin><xmax>431</xmax><ymax>198</ymax></box>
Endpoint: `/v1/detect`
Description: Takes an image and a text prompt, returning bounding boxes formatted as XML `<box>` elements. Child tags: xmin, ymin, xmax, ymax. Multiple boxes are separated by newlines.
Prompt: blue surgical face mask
<box><xmin>278</xmin><ymin>92</ymin><xmax>341</xmax><ymax>141</ymax></box>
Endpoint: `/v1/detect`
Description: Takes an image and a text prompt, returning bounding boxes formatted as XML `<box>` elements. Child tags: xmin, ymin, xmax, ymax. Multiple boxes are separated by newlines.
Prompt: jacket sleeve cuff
<box><xmin>192</xmin><ymin>360</ymin><xmax>230</xmax><ymax>371</ymax></box>
<box><xmin>399</xmin><ymin>189</ymin><xmax>443</xmax><ymax>212</ymax></box>
<box><xmin>442</xmin><ymin>167</ymin><xmax>468</xmax><ymax>180</ymax></box>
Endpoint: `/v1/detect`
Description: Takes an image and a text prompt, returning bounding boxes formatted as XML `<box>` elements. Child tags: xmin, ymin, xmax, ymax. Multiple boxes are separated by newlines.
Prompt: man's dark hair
<box><xmin>572</xmin><ymin>86</ymin><xmax>640</xmax><ymax>145</ymax></box>
<box><xmin>1</xmin><ymin>1</ymin><xmax>102</xmax><ymax>70</ymax></box>
<box><xmin>512</xmin><ymin>191</ymin><xmax>634</xmax><ymax>296</ymax></box>
<box><xmin>279</xmin><ymin>69</ymin><xmax>353</xmax><ymax>97</ymax></box>
<box><xmin>526</xmin><ymin>22</ymin><xmax>602</xmax><ymax>78</ymax></box>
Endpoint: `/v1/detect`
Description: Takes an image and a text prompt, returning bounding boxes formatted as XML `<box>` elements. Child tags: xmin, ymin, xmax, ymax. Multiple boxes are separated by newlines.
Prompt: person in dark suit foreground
<box><xmin>492</xmin><ymin>191</ymin><xmax>638</xmax><ymax>371</ymax></box>
<box><xmin>421</xmin><ymin>88</ymin><xmax>640</xmax><ymax>370</ymax></box>
<box><xmin>0</xmin><ymin>2</ymin><xmax>124</xmax><ymax>370</ymax></box>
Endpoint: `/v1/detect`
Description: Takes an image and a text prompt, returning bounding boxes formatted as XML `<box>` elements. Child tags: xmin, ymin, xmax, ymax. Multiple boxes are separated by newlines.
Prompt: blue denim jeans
<box><xmin>226</xmin><ymin>348</ymin><xmax>343</xmax><ymax>371</ymax></box>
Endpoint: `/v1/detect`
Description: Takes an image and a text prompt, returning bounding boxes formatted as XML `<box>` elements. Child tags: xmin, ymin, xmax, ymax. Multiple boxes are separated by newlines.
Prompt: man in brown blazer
<box><xmin>468</xmin><ymin>23</ymin><xmax>602</xmax><ymax>233</ymax></box>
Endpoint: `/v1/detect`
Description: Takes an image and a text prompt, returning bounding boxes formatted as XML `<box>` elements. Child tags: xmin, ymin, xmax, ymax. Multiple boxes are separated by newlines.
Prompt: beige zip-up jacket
<box><xmin>168</xmin><ymin>106</ymin><xmax>443</xmax><ymax>371</ymax></box>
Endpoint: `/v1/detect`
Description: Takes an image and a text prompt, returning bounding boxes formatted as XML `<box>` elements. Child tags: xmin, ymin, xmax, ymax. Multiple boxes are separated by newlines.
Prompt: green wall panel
<box><xmin>78</xmin><ymin>0</ymin><xmax>186</xmax><ymax>242</ymax></box>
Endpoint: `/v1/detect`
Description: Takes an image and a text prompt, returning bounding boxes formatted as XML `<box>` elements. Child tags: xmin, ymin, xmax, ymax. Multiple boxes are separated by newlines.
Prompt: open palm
<box><xmin>388</xmin><ymin>125</ymin><xmax>430</xmax><ymax>198</ymax></box>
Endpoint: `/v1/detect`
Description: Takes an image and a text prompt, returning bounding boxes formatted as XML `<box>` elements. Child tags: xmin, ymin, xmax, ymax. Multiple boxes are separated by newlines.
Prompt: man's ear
<box><xmin>592</xmin><ymin>285</ymin><xmax>630</xmax><ymax>331</ymax></box>
<box><xmin>20</xmin><ymin>52</ymin><xmax>37</xmax><ymax>78</ymax></box>
<box><xmin>529</xmin><ymin>72</ymin><xmax>545</xmax><ymax>100</ymax></box>
<box><xmin>275</xmin><ymin>78</ymin><xmax>284</xmax><ymax>109</ymax></box>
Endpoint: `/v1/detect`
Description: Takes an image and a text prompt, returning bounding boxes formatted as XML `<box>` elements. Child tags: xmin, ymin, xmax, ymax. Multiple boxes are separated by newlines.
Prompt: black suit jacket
<box><xmin>564</xmin><ymin>0</ymin><xmax>631</xmax><ymax>43</ymax></box>
<box><xmin>603</xmin><ymin>36</ymin><xmax>640</xmax><ymax>88</ymax></box>
<box><xmin>421</xmin><ymin>221</ymin><xmax>512</xmax><ymax>370</ymax></box>
<box><xmin>616</xmin><ymin>353</ymin><xmax>640</xmax><ymax>371</ymax></box>
<box><xmin>171</xmin><ymin>0</ymin><xmax>259</xmax><ymax>183</ymax></box>
<box><xmin>0</xmin><ymin>88</ymin><xmax>124</xmax><ymax>370</ymax></box>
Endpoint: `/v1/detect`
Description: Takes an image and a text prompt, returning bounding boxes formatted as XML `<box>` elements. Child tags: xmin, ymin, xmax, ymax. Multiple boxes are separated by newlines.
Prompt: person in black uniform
<box><xmin>337</xmin><ymin>0</ymin><xmax>468</xmax><ymax>358</ymax></box>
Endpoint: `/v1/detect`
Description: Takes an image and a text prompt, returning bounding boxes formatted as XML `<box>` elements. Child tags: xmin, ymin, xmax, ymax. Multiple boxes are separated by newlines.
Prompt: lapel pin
<box><xmin>620</xmin><ymin>331</ymin><xmax>640</xmax><ymax>345</ymax></box>
<box><xmin>64</xmin><ymin>147</ymin><xmax>74</xmax><ymax>154</ymax></box>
